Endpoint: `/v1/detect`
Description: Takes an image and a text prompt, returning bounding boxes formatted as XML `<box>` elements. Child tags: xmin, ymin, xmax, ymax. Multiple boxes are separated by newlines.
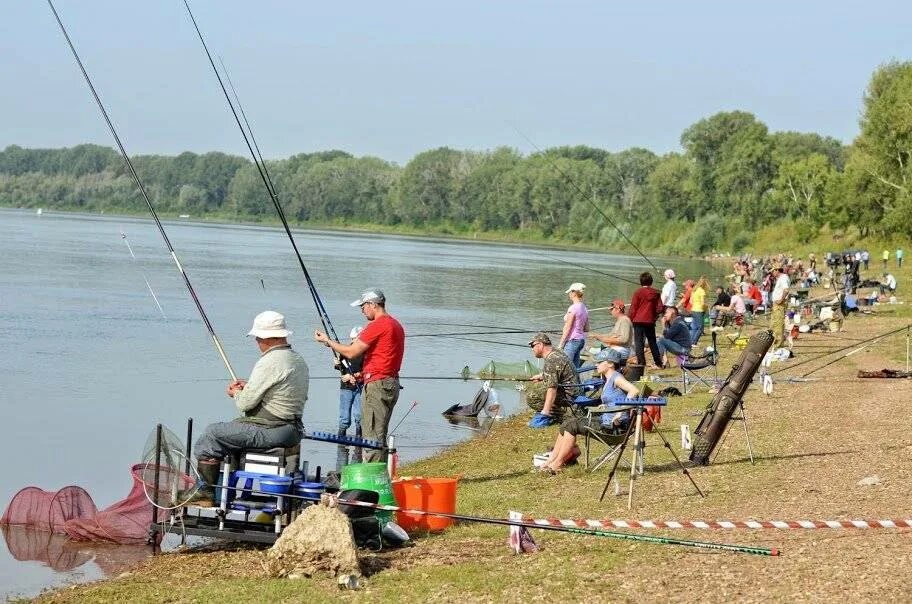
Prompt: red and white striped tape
<box><xmin>328</xmin><ymin>495</ymin><xmax>910</xmax><ymax>530</ymax></box>
<box><xmin>526</xmin><ymin>517</ymin><xmax>912</xmax><ymax>530</ymax></box>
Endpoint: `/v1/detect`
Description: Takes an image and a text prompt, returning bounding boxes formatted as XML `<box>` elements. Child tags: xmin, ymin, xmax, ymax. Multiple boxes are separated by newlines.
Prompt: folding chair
<box><xmin>677</xmin><ymin>333</ymin><xmax>720</xmax><ymax>393</ymax></box>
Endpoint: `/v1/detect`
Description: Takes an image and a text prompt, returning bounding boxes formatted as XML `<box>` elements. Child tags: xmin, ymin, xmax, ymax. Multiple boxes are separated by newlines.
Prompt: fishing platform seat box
<box><xmin>229</xmin><ymin>444</ymin><xmax>300</xmax><ymax>477</ymax></box>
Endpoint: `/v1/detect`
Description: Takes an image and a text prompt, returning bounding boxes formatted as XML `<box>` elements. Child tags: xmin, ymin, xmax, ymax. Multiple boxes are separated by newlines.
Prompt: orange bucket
<box><xmin>391</xmin><ymin>477</ymin><xmax>457</xmax><ymax>532</ymax></box>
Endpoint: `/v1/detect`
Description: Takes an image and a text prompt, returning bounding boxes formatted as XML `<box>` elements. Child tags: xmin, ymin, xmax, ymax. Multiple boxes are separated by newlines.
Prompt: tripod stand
<box><xmin>711</xmin><ymin>398</ymin><xmax>755</xmax><ymax>464</ymax></box>
<box><xmin>599</xmin><ymin>404</ymin><xmax>705</xmax><ymax>510</ymax></box>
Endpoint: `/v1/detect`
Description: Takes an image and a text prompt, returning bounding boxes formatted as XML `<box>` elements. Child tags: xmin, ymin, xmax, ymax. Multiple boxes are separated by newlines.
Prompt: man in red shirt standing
<box><xmin>315</xmin><ymin>288</ymin><xmax>405</xmax><ymax>461</ymax></box>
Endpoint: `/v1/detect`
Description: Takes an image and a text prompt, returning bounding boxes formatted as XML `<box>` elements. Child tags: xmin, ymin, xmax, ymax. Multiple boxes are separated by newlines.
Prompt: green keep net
<box><xmin>474</xmin><ymin>360</ymin><xmax>540</xmax><ymax>380</ymax></box>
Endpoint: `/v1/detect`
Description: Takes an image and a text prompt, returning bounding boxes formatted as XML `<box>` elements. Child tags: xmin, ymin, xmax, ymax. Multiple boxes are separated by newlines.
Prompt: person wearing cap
<box><xmin>315</xmin><ymin>288</ymin><xmax>405</xmax><ymax>462</ymax></box>
<box><xmin>337</xmin><ymin>326</ymin><xmax>365</xmax><ymax>439</ymax></box>
<box><xmin>660</xmin><ymin>269</ymin><xmax>677</xmax><ymax>309</ymax></box>
<box><xmin>538</xmin><ymin>348</ymin><xmax>639</xmax><ymax>474</ymax></box>
<box><xmin>191</xmin><ymin>311</ymin><xmax>310</xmax><ymax>506</ymax></box>
<box><xmin>770</xmin><ymin>264</ymin><xmax>790</xmax><ymax>347</ymax></box>
<box><xmin>528</xmin><ymin>332</ymin><xmax>580</xmax><ymax>427</ymax></box>
<box><xmin>558</xmin><ymin>282</ymin><xmax>590</xmax><ymax>369</ymax></box>
<box><xmin>590</xmin><ymin>299</ymin><xmax>632</xmax><ymax>361</ymax></box>
<box><xmin>627</xmin><ymin>272</ymin><xmax>665</xmax><ymax>369</ymax></box>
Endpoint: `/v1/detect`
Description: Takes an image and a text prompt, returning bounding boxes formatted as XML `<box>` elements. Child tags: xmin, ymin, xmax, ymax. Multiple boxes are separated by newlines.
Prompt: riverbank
<box><xmin>3</xmin><ymin>205</ymin><xmax>647</xmax><ymax>257</ymax></box>
<box><xmin>35</xmin><ymin>281</ymin><xmax>912</xmax><ymax>602</ymax></box>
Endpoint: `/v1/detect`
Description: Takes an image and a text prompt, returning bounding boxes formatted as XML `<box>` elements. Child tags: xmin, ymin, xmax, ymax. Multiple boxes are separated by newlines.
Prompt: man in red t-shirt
<box><xmin>315</xmin><ymin>288</ymin><xmax>405</xmax><ymax>461</ymax></box>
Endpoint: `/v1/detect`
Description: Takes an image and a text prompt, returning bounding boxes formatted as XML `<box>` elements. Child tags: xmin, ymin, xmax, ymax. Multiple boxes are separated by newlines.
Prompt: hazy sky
<box><xmin>2</xmin><ymin>1</ymin><xmax>911</xmax><ymax>164</ymax></box>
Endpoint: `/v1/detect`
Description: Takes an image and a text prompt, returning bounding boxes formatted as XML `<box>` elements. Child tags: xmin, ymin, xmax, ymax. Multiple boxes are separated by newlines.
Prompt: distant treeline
<box><xmin>2</xmin><ymin>62</ymin><xmax>911</xmax><ymax>253</ymax></box>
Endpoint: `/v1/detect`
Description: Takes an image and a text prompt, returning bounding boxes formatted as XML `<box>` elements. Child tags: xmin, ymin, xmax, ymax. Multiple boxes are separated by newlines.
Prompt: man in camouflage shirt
<box><xmin>529</xmin><ymin>332</ymin><xmax>581</xmax><ymax>422</ymax></box>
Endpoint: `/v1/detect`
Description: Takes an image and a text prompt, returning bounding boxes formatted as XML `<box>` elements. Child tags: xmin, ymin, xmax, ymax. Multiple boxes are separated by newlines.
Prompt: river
<box><xmin>0</xmin><ymin>207</ymin><xmax>718</xmax><ymax>598</ymax></box>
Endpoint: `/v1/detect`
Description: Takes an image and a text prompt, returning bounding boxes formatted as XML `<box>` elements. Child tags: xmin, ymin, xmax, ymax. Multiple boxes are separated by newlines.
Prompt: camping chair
<box><xmin>677</xmin><ymin>333</ymin><xmax>720</xmax><ymax>393</ymax></box>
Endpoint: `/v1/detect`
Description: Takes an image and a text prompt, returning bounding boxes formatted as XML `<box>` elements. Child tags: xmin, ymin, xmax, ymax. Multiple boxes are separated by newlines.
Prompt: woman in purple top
<box><xmin>559</xmin><ymin>282</ymin><xmax>590</xmax><ymax>368</ymax></box>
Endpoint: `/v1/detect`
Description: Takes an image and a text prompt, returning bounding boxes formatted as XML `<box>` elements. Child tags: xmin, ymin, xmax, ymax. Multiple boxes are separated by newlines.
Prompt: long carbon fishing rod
<box><xmin>410</xmin><ymin>323</ymin><xmax>615</xmax><ymax>339</ymax></box>
<box><xmin>534</xmin><ymin>251</ymin><xmax>640</xmax><ymax>285</ymax></box>
<box><xmin>510</xmin><ymin>124</ymin><xmax>659</xmax><ymax>272</ymax></box>
<box><xmin>181</xmin><ymin>0</ymin><xmax>346</xmax><ymax>365</ymax></box>
<box><xmin>769</xmin><ymin>322</ymin><xmax>911</xmax><ymax>376</ymax></box>
<box><xmin>48</xmin><ymin>0</ymin><xmax>237</xmax><ymax>380</ymax></box>
<box><xmin>121</xmin><ymin>232</ymin><xmax>167</xmax><ymax>319</ymax></box>
<box><xmin>172</xmin><ymin>483</ymin><xmax>778</xmax><ymax>556</ymax></box>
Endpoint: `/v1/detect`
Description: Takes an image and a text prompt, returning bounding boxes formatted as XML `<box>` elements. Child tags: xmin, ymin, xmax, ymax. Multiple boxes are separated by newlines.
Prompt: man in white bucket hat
<box><xmin>191</xmin><ymin>310</ymin><xmax>309</xmax><ymax>506</ymax></box>
<box><xmin>315</xmin><ymin>288</ymin><xmax>405</xmax><ymax>461</ymax></box>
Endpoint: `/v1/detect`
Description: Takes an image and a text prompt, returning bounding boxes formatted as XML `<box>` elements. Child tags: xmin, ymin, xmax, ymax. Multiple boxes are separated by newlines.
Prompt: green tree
<box><xmin>770</xmin><ymin>153</ymin><xmax>834</xmax><ymax>222</ymax></box>
<box><xmin>844</xmin><ymin>61</ymin><xmax>912</xmax><ymax>236</ymax></box>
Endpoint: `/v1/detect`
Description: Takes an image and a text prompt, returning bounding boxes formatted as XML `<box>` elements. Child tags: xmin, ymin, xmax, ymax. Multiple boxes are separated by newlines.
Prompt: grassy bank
<box><xmin>35</xmin><ymin>277</ymin><xmax>912</xmax><ymax>602</ymax></box>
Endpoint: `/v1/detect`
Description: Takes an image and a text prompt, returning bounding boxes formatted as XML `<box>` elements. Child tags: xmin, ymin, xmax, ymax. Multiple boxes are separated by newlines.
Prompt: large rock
<box><xmin>266</xmin><ymin>503</ymin><xmax>359</xmax><ymax>579</ymax></box>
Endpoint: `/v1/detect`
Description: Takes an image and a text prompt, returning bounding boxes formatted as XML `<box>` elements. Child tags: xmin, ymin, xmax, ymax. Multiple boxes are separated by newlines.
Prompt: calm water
<box><xmin>0</xmin><ymin>208</ymin><xmax>716</xmax><ymax>598</ymax></box>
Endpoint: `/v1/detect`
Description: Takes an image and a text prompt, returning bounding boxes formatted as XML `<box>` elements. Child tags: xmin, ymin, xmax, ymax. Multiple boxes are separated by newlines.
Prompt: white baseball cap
<box><xmin>350</xmin><ymin>288</ymin><xmax>386</xmax><ymax>307</ymax></box>
<box><xmin>246</xmin><ymin>311</ymin><xmax>292</xmax><ymax>339</ymax></box>
<box><xmin>664</xmin><ymin>269</ymin><xmax>676</xmax><ymax>279</ymax></box>
<box><xmin>564</xmin><ymin>282</ymin><xmax>586</xmax><ymax>294</ymax></box>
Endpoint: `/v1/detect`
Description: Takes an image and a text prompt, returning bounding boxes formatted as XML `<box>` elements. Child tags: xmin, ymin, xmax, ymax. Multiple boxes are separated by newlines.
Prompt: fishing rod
<box><xmin>181</xmin><ymin>483</ymin><xmax>779</xmax><ymax>555</ymax></box>
<box><xmin>181</xmin><ymin>0</ymin><xmax>347</xmax><ymax>369</ymax></box>
<box><xmin>48</xmin><ymin>0</ymin><xmax>237</xmax><ymax>380</ymax></box>
<box><xmin>510</xmin><ymin>124</ymin><xmax>659</xmax><ymax>272</ymax></box>
<box><xmin>168</xmin><ymin>373</ymin><xmax>537</xmax><ymax>383</ymax></box>
<box><xmin>770</xmin><ymin>322</ymin><xmax>911</xmax><ymax>376</ymax></box>
<box><xmin>409</xmin><ymin>328</ymin><xmax>549</xmax><ymax>338</ymax></box>
<box><xmin>798</xmin><ymin>332</ymin><xmax>893</xmax><ymax>379</ymax></box>
<box><xmin>120</xmin><ymin>232</ymin><xmax>167</xmax><ymax>319</ymax></box>
<box><xmin>409</xmin><ymin>323</ymin><xmax>616</xmax><ymax>339</ymax></box>
<box><xmin>389</xmin><ymin>401</ymin><xmax>419</xmax><ymax>434</ymax></box>
<box><xmin>533</xmin><ymin>305</ymin><xmax>614</xmax><ymax>321</ymax></box>
<box><xmin>409</xmin><ymin>321</ymin><xmax>545</xmax><ymax>332</ymax></box>
<box><xmin>534</xmin><ymin>251</ymin><xmax>640</xmax><ymax>286</ymax></box>
<box><xmin>450</xmin><ymin>336</ymin><xmax>530</xmax><ymax>348</ymax></box>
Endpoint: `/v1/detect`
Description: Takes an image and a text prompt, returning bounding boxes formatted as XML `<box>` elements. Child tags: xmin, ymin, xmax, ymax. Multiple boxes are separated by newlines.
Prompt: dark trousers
<box><xmin>633</xmin><ymin>323</ymin><xmax>663</xmax><ymax>367</ymax></box>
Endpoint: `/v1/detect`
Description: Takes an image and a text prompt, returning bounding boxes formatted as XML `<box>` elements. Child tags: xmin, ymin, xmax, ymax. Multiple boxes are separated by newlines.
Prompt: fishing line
<box><xmin>533</xmin><ymin>251</ymin><xmax>640</xmax><ymax>285</ymax></box>
<box><xmin>509</xmin><ymin>124</ymin><xmax>659</xmax><ymax>272</ymax></box>
<box><xmin>120</xmin><ymin>232</ymin><xmax>167</xmax><ymax>319</ymax></box>
<box><xmin>181</xmin><ymin>0</ymin><xmax>347</xmax><ymax>371</ymax></box>
<box><xmin>48</xmin><ymin>0</ymin><xmax>237</xmax><ymax>380</ymax></box>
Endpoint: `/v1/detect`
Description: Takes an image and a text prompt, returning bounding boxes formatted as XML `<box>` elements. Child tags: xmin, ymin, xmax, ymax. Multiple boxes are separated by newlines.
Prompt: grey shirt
<box><xmin>233</xmin><ymin>345</ymin><xmax>309</xmax><ymax>420</ymax></box>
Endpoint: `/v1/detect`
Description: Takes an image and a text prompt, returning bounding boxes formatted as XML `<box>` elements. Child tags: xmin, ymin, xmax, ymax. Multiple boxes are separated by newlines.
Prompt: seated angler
<box><xmin>538</xmin><ymin>348</ymin><xmax>639</xmax><ymax>474</ymax></box>
<box><xmin>717</xmin><ymin>284</ymin><xmax>747</xmax><ymax>323</ymax></box>
<box><xmin>656</xmin><ymin>305</ymin><xmax>692</xmax><ymax>366</ymax></box>
<box><xmin>708</xmin><ymin>284</ymin><xmax>732</xmax><ymax>326</ymax></box>
<box><xmin>590</xmin><ymin>298</ymin><xmax>633</xmax><ymax>362</ymax></box>
<box><xmin>528</xmin><ymin>332</ymin><xmax>581</xmax><ymax>428</ymax></box>
<box><xmin>191</xmin><ymin>311</ymin><xmax>309</xmax><ymax>506</ymax></box>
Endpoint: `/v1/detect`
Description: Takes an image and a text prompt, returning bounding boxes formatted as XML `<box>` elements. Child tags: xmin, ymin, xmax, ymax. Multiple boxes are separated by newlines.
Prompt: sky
<box><xmin>2</xmin><ymin>1</ymin><xmax>911</xmax><ymax>165</ymax></box>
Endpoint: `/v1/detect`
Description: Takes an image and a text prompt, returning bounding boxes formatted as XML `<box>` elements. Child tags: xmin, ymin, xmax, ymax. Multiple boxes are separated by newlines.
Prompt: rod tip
<box><xmin>769</xmin><ymin>547</ymin><xmax>780</xmax><ymax>556</ymax></box>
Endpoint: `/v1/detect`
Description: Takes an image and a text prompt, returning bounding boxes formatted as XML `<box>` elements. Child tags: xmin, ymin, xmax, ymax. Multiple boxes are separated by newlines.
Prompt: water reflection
<box><xmin>1</xmin><ymin>524</ymin><xmax>150</xmax><ymax>597</ymax></box>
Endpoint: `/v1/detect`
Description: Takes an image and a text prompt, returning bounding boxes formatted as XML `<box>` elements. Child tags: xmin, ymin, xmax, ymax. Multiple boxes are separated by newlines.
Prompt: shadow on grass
<box><xmin>606</xmin><ymin>447</ymin><xmax>862</xmax><ymax>475</ymax></box>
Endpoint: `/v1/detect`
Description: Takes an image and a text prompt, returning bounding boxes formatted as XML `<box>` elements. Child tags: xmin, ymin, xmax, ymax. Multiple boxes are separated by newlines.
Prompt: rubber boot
<box><xmin>188</xmin><ymin>459</ymin><xmax>220</xmax><ymax>508</ymax></box>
